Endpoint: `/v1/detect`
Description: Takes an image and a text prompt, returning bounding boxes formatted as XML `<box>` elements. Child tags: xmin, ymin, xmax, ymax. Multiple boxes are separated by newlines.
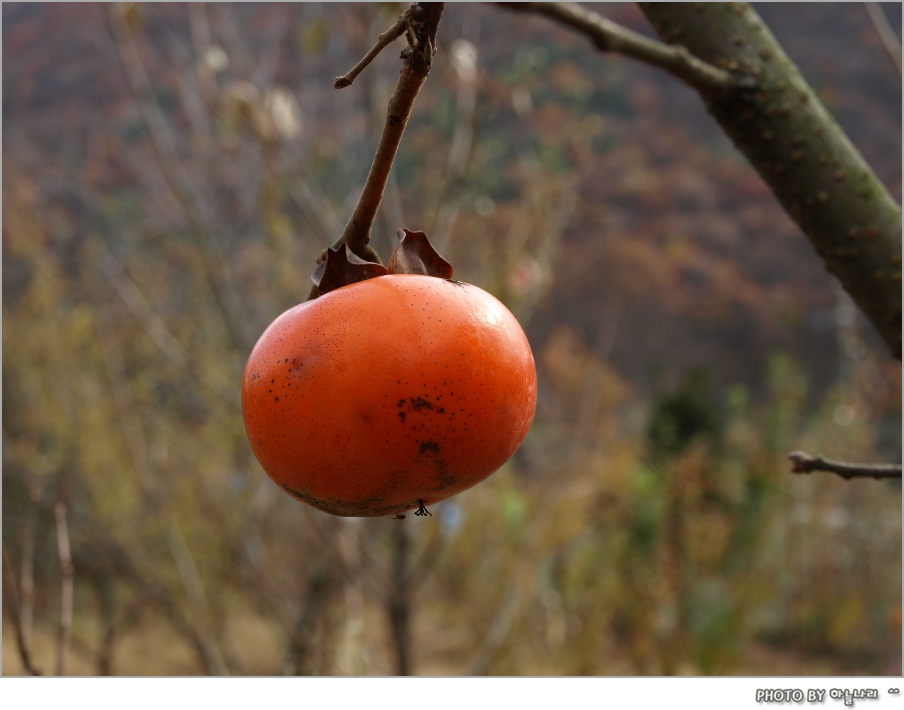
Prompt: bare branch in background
<box><xmin>99</xmin><ymin>253</ymin><xmax>239</xmax><ymax>409</ymax></box>
<box><xmin>54</xmin><ymin>502</ymin><xmax>74</xmax><ymax>676</ymax></box>
<box><xmin>429</xmin><ymin>36</ymin><xmax>480</xmax><ymax>253</ymax></box>
<box><xmin>3</xmin><ymin>487</ymin><xmax>45</xmax><ymax>675</ymax></box>
<box><xmin>2</xmin><ymin>543</ymin><xmax>43</xmax><ymax>675</ymax></box>
<box><xmin>864</xmin><ymin>2</ymin><xmax>902</xmax><ymax>73</ymax></box>
<box><xmin>95</xmin><ymin>308</ymin><xmax>231</xmax><ymax>675</ymax></box>
<box><xmin>105</xmin><ymin>4</ymin><xmax>254</xmax><ymax>352</ymax></box>
<box><xmin>788</xmin><ymin>451</ymin><xmax>902</xmax><ymax>480</ymax></box>
<box><xmin>386</xmin><ymin>524</ymin><xmax>413</xmax><ymax>675</ymax></box>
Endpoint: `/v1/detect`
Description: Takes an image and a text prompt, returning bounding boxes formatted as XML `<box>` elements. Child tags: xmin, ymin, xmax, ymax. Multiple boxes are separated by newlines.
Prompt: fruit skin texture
<box><xmin>242</xmin><ymin>274</ymin><xmax>537</xmax><ymax>517</ymax></box>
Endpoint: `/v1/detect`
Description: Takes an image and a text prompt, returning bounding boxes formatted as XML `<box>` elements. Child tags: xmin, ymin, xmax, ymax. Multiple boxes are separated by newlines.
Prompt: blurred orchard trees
<box><xmin>2</xmin><ymin>3</ymin><xmax>901</xmax><ymax>675</ymax></box>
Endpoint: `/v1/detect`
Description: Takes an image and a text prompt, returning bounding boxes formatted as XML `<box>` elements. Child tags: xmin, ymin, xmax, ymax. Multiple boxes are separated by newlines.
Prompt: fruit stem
<box><xmin>308</xmin><ymin>3</ymin><xmax>445</xmax><ymax>300</ymax></box>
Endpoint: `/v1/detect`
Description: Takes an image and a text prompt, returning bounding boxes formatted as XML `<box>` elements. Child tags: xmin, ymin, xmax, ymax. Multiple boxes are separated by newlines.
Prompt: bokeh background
<box><xmin>2</xmin><ymin>2</ymin><xmax>901</xmax><ymax>675</ymax></box>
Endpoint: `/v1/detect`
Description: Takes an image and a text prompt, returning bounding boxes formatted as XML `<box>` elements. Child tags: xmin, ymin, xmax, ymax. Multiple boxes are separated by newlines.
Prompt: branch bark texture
<box><xmin>638</xmin><ymin>3</ymin><xmax>902</xmax><ymax>358</ymax></box>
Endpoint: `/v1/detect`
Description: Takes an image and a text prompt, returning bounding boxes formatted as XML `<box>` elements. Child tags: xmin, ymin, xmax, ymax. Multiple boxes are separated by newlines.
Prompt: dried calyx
<box><xmin>312</xmin><ymin>228</ymin><xmax>453</xmax><ymax>296</ymax></box>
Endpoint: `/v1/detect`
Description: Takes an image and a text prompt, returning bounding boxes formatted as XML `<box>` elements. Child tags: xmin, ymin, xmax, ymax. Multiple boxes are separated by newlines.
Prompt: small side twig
<box><xmin>335</xmin><ymin>17</ymin><xmax>409</xmax><ymax>89</ymax></box>
<box><xmin>788</xmin><ymin>450</ymin><xmax>902</xmax><ymax>481</ymax></box>
<box><xmin>500</xmin><ymin>2</ymin><xmax>755</xmax><ymax>96</ymax></box>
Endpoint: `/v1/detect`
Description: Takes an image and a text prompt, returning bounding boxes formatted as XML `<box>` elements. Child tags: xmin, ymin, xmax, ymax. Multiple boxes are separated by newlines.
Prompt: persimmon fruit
<box><xmin>242</xmin><ymin>267</ymin><xmax>537</xmax><ymax>518</ymax></box>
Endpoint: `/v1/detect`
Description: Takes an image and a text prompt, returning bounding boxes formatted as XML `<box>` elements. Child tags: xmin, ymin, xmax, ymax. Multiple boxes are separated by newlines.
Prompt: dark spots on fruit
<box><xmin>398</xmin><ymin>399</ymin><xmax>406</xmax><ymax>407</ymax></box>
<box><xmin>419</xmin><ymin>440</ymin><xmax>440</xmax><ymax>455</ymax></box>
<box><xmin>274</xmin><ymin>396</ymin><xmax>279</xmax><ymax>402</ymax></box>
<box><xmin>409</xmin><ymin>396</ymin><xmax>433</xmax><ymax>411</ymax></box>
<box><xmin>398</xmin><ymin>411</ymin><xmax>407</xmax><ymax>423</ymax></box>
<box><xmin>271</xmin><ymin>378</ymin><xmax>275</xmax><ymax>384</ymax></box>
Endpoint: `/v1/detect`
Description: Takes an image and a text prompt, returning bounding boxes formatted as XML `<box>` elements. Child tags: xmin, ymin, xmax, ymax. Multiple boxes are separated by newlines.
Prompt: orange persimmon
<box><xmin>242</xmin><ymin>272</ymin><xmax>537</xmax><ymax>517</ymax></box>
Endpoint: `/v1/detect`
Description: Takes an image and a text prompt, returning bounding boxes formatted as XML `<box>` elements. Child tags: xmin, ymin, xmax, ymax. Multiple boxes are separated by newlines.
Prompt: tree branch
<box><xmin>509</xmin><ymin>2</ymin><xmax>901</xmax><ymax>357</ymax></box>
<box><xmin>500</xmin><ymin>2</ymin><xmax>754</xmax><ymax>96</ymax></box>
<box><xmin>54</xmin><ymin>501</ymin><xmax>74</xmax><ymax>676</ymax></box>
<box><xmin>308</xmin><ymin>3</ymin><xmax>445</xmax><ymax>300</ymax></box>
<box><xmin>2</xmin><ymin>543</ymin><xmax>43</xmax><ymax>675</ymax></box>
<box><xmin>788</xmin><ymin>450</ymin><xmax>902</xmax><ymax>480</ymax></box>
<box><xmin>638</xmin><ymin>3</ymin><xmax>902</xmax><ymax>359</ymax></box>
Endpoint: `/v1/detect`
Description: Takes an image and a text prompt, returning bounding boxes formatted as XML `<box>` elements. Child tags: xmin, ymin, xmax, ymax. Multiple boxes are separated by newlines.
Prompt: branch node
<box><xmin>333</xmin><ymin>3</ymin><xmax>441</xmax><ymax>90</ymax></box>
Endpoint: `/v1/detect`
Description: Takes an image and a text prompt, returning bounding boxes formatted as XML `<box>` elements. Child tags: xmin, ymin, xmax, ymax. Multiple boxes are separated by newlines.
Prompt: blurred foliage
<box><xmin>2</xmin><ymin>2</ymin><xmax>901</xmax><ymax>676</ymax></box>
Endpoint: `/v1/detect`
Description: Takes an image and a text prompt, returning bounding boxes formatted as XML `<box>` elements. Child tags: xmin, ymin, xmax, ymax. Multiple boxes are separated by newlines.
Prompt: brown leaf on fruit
<box><xmin>387</xmin><ymin>228</ymin><xmax>454</xmax><ymax>278</ymax></box>
<box><xmin>313</xmin><ymin>243</ymin><xmax>388</xmax><ymax>295</ymax></box>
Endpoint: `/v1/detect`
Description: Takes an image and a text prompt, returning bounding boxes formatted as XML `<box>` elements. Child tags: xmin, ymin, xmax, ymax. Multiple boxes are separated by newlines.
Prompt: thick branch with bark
<box><xmin>638</xmin><ymin>3</ymin><xmax>902</xmax><ymax>358</ymax></box>
<box><xmin>509</xmin><ymin>2</ymin><xmax>902</xmax><ymax>358</ymax></box>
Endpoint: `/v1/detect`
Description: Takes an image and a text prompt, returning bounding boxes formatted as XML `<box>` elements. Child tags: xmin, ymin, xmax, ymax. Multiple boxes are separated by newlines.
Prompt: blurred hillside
<box><xmin>2</xmin><ymin>2</ymin><xmax>901</xmax><ymax>676</ymax></box>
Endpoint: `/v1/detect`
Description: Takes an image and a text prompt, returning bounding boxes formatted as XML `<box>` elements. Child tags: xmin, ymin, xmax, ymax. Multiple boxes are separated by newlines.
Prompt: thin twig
<box><xmin>335</xmin><ymin>16</ymin><xmax>409</xmax><ymax>89</ymax></box>
<box><xmin>19</xmin><ymin>488</ymin><xmax>40</xmax><ymax>672</ymax></box>
<box><xmin>500</xmin><ymin>2</ymin><xmax>755</xmax><ymax>96</ymax></box>
<box><xmin>309</xmin><ymin>3</ymin><xmax>445</xmax><ymax>299</ymax></box>
<box><xmin>788</xmin><ymin>450</ymin><xmax>902</xmax><ymax>480</ymax></box>
<box><xmin>55</xmin><ymin>502</ymin><xmax>74</xmax><ymax>676</ymax></box>
<box><xmin>864</xmin><ymin>2</ymin><xmax>902</xmax><ymax>73</ymax></box>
